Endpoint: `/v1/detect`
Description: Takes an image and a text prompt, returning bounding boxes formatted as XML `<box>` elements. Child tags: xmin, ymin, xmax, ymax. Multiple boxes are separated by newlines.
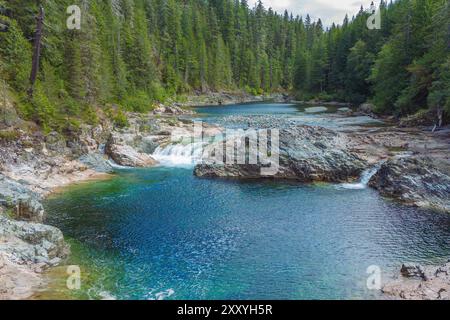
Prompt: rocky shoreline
<box><xmin>0</xmin><ymin>95</ymin><xmax>449</xmax><ymax>299</ymax></box>
<box><xmin>0</xmin><ymin>94</ymin><xmax>236</xmax><ymax>299</ymax></box>
<box><xmin>383</xmin><ymin>261</ymin><xmax>450</xmax><ymax>300</ymax></box>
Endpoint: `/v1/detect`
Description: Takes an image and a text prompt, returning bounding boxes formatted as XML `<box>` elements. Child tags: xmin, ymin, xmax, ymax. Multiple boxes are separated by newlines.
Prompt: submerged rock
<box><xmin>194</xmin><ymin>126</ymin><xmax>366</xmax><ymax>182</ymax></box>
<box><xmin>369</xmin><ymin>157</ymin><xmax>450</xmax><ymax>212</ymax></box>
<box><xmin>383</xmin><ymin>261</ymin><xmax>450</xmax><ymax>300</ymax></box>
<box><xmin>304</xmin><ymin>106</ymin><xmax>328</xmax><ymax>113</ymax></box>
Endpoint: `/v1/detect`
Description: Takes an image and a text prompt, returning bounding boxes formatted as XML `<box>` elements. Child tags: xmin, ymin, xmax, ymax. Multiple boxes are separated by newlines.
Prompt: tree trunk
<box><xmin>437</xmin><ymin>106</ymin><xmax>443</xmax><ymax>128</ymax></box>
<box><xmin>28</xmin><ymin>5</ymin><xmax>44</xmax><ymax>98</ymax></box>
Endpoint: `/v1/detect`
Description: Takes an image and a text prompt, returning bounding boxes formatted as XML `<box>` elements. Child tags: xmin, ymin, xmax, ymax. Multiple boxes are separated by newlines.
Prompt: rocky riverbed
<box><xmin>0</xmin><ymin>104</ymin><xmax>200</xmax><ymax>299</ymax></box>
<box><xmin>0</xmin><ymin>97</ymin><xmax>449</xmax><ymax>299</ymax></box>
<box><xmin>0</xmin><ymin>95</ymin><xmax>232</xmax><ymax>299</ymax></box>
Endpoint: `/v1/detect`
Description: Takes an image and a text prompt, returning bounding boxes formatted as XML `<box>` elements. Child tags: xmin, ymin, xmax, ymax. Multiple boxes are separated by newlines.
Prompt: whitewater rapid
<box><xmin>152</xmin><ymin>141</ymin><xmax>206</xmax><ymax>167</ymax></box>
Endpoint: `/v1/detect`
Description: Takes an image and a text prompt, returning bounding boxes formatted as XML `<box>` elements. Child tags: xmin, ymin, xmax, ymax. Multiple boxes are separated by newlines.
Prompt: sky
<box><xmin>249</xmin><ymin>0</ymin><xmax>378</xmax><ymax>27</ymax></box>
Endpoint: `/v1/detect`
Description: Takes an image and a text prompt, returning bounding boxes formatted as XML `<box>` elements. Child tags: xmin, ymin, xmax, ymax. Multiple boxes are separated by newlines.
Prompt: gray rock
<box><xmin>383</xmin><ymin>261</ymin><xmax>450</xmax><ymax>300</ymax></box>
<box><xmin>369</xmin><ymin>156</ymin><xmax>450</xmax><ymax>213</ymax></box>
<box><xmin>79</xmin><ymin>153</ymin><xmax>114</xmax><ymax>173</ymax></box>
<box><xmin>401</xmin><ymin>264</ymin><xmax>427</xmax><ymax>279</ymax></box>
<box><xmin>140</xmin><ymin>136</ymin><xmax>165</xmax><ymax>154</ymax></box>
<box><xmin>45</xmin><ymin>131</ymin><xmax>69</xmax><ymax>155</ymax></box>
<box><xmin>0</xmin><ymin>174</ymin><xmax>44</xmax><ymax>222</ymax></box>
<box><xmin>194</xmin><ymin>126</ymin><xmax>366</xmax><ymax>182</ymax></box>
<box><xmin>0</xmin><ymin>216</ymin><xmax>69</xmax><ymax>266</ymax></box>
<box><xmin>106</xmin><ymin>134</ymin><xmax>158</xmax><ymax>168</ymax></box>
<box><xmin>153</xmin><ymin>105</ymin><xmax>194</xmax><ymax>115</ymax></box>
<box><xmin>358</xmin><ymin>103</ymin><xmax>376</xmax><ymax>115</ymax></box>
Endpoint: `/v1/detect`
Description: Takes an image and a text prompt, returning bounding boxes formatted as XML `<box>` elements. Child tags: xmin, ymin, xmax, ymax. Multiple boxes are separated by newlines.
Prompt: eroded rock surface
<box><xmin>369</xmin><ymin>156</ymin><xmax>450</xmax><ymax>213</ymax></box>
<box><xmin>0</xmin><ymin>216</ymin><xmax>70</xmax><ymax>300</ymax></box>
<box><xmin>195</xmin><ymin>125</ymin><xmax>367</xmax><ymax>182</ymax></box>
<box><xmin>153</xmin><ymin>104</ymin><xmax>194</xmax><ymax>115</ymax></box>
<box><xmin>0</xmin><ymin>174</ymin><xmax>44</xmax><ymax>223</ymax></box>
<box><xmin>106</xmin><ymin>134</ymin><xmax>158</xmax><ymax>167</ymax></box>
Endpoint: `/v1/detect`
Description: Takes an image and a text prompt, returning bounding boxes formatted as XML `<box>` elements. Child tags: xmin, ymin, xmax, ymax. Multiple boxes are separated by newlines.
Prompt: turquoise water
<box><xmin>44</xmin><ymin>103</ymin><xmax>450</xmax><ymax>300</ymax></box>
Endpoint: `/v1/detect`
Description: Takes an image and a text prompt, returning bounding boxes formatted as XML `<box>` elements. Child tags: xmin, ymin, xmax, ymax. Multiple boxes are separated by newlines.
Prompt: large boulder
<box><xmin>0</xmin><ymin>216</ymin><xmax>69</xmax><ymax>267</ymax></box>
<box><xmin>106</xmin><ymin>134</ymin><xmax>157</xmax><ymax>167</ymax></box>
<box><xmin>369</xmin><ymin>156</ymin><xmax>450</xmax><ymax>212</ymax></box>
<box><xmin>0</xmin><ymin>216</ymin><xmax>70</xmax><ymax>299</ymax></box>
<box><xmin>78</xmin><ymin>153</ymin><xmax>114</xmax><ymax>173</ymax></box>
<box><xmin>358</xmin><ymin>103</ymin><xmax>376</xmax><ymax>115</ymax></box>
<box><xmin>194</xmin><ymin>126</ymin><xmax>367</xmax><ymax>182</ymax></box>
<box><xmin>0</xmin><ymin>174</ymin><xmax>45</xmax><ymax>223</ymax></box>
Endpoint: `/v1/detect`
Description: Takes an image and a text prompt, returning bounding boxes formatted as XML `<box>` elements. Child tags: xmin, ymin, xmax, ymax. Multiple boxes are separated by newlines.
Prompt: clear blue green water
<box><xmin>44</xmin><ymin>103</ymin><xmax>450</xmax><ymax>300</ymax></box>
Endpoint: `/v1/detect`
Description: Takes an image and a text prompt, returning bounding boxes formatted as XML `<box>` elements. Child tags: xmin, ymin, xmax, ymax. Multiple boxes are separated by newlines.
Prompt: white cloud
<box><xmin>250</xmin><ymin>0</ymin><xmax>377</xmax><ymax>27</ymax></box>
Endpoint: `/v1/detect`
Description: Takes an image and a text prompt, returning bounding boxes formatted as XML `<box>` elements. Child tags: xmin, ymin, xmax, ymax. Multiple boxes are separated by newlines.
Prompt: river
<box><xmin>40</xmin><ymin>103</ymin><xmax>450</xmax><ymax>300</ymax></box>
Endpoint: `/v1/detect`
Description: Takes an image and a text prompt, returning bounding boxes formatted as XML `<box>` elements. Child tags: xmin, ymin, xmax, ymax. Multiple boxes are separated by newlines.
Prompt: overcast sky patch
<box><xmin>250</xmin><ymin>0</ymin><xmax>378</xmax><ymax>27</ymax></box>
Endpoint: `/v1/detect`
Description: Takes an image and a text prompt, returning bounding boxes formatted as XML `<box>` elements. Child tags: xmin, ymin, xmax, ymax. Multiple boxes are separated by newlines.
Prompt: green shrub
<box><xmin>30</xmin><ymin>83</ymin><xmax>57</xmax><ymax>133</ymax></box>
<box><xmin>81</xmin><ymin>104</ymin><xmax>99</xmax><ymax>125</ymax></box>
<box><xmin>123</xmin><ymin>91</ymin><xmax>154</xmax><ymax>113</ymax></box>
<box><xmin>0</xmin><ymin>129</ymin><xmax>20</xmax><ymax>142</ymax></box>
<box><xmin>149</xmin><ymin>82</ymin><xmax>167</xmax><ymax>103</ymax></box>
<box><xmin>113</xmin><ymin>110</ymin><xmax>128</xmax><ymax>128</ymax></box>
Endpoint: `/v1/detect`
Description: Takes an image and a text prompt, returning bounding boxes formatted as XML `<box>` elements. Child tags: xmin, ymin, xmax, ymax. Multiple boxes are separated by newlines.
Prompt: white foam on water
<box><xmin>106</xmin><ymin>159</ymin><xmax>133</xmax><ymax>170</ymax></box>
<box><xmin>152</xmin><ymin>141</ymin><xmax>207</xmax><ymax>167</ymax></box>
<box><xmin>99</xmin><ymin>291</ymin><xmax>117</xmax><ymax>300</ymax></box>
<box><xmin>150</xmin><ymin>289</ymin><xmax>175</xmax><ymax>300</ymax></box>
<box><xmin>339</xmin><ymin>163</ymin><xmax>383</xmax><ymax>190</ymax></box>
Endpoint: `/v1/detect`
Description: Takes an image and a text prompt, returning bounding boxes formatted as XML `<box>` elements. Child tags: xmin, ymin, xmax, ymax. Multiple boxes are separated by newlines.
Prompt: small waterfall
<box><xmin>152</xmin><ymin>141</ymin><xmax>206</xmax><ymax>167</ymax></box>
<box><xmin>339</xmin><ymin>162</ymin><xmax>383</xmax><ymax>190</ymax></box>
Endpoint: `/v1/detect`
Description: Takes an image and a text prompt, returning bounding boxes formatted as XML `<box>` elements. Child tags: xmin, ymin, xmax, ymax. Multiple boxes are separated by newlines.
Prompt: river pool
<box><xmin>40</xmin><ymin>103</ymin><xmax>450</xmax><ymax>300</ymax></box>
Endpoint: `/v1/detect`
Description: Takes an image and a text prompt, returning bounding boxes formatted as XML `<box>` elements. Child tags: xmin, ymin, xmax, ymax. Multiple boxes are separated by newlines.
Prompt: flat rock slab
<box><xmin>383</xmin><ymin>261</ymin><xmax>450</xmax><ymax>300</ymax></box>
<box><xmin>304</xmin><ymin>106</ymin><xmax>328</xmax><ymax>113</ymax></box>
<box><xmin>195</xmin><ymin>125</ymin><xmax>366</xmax><ymax>182</ymax></box>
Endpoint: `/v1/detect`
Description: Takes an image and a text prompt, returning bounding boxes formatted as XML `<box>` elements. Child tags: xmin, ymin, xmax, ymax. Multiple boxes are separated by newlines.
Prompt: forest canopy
<box><xmin>0</xmin><ymin>0</ymin><xmax>449</xmax><ymax>132</ymax></box>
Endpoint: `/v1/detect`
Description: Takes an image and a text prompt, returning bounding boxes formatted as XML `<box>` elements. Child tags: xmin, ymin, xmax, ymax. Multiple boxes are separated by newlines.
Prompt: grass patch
<box><xmin>0</xmin><ymin>129</ymin><xmax>20</xmax><ymax>142</ymax></box>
